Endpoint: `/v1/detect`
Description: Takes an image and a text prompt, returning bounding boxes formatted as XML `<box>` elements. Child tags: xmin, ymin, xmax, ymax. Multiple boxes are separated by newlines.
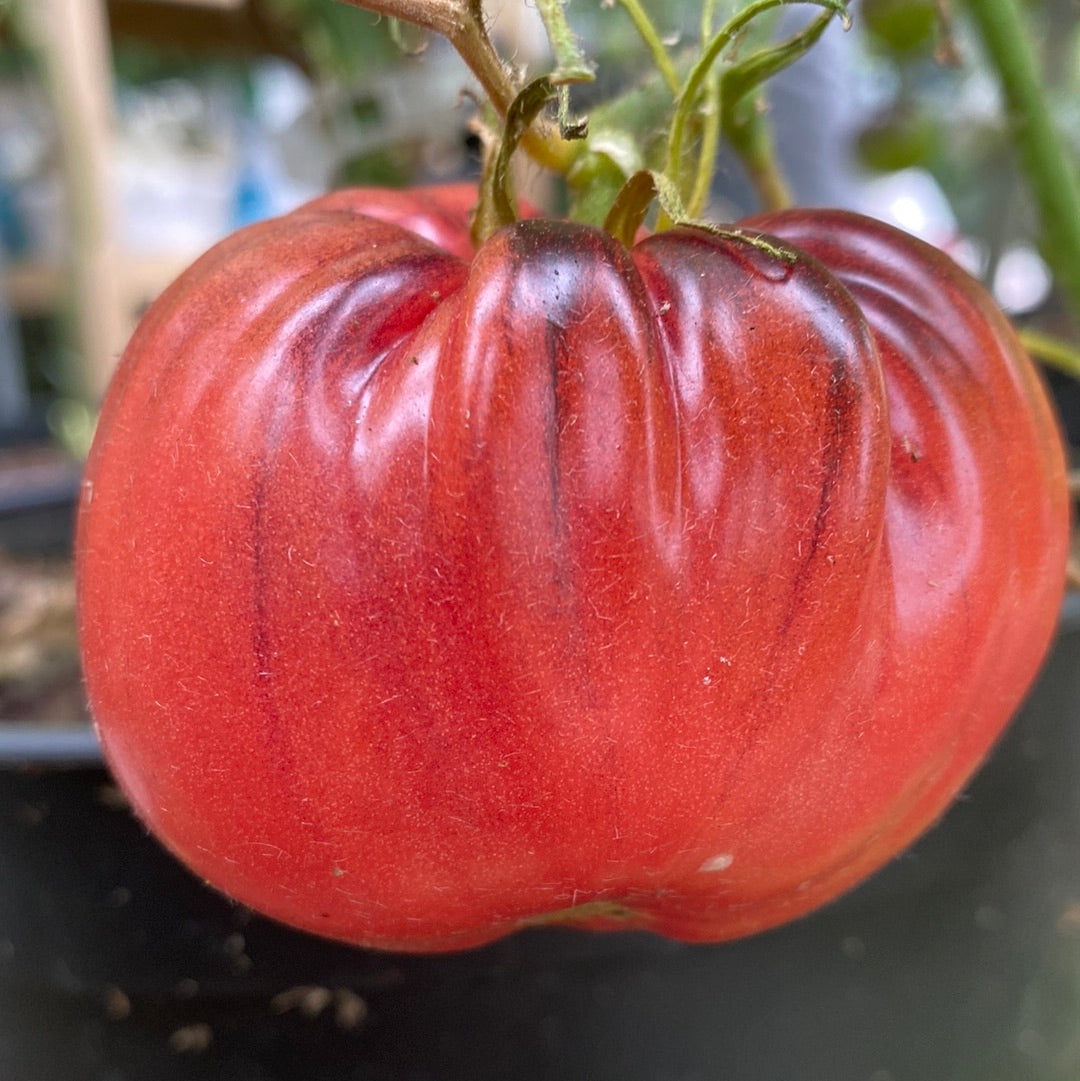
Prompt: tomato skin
<box><xmin>76</xmin><ymin>185</ymin><xmax>1069</xmax><ymax>952</ymax></box>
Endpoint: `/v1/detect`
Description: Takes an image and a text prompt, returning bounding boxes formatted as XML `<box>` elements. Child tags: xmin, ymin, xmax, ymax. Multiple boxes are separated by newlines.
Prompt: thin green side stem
<box><xmin>700</xmin><ymin>0</ymin><xmax>717</xmax><ymax>45</ymax></box>
<box><xmin>963</xmin><ymin>0</ymin><xmax>1080</xmax><ymax>325</ymax></box>
<box><xmin>665</xmin><ymin>0</ymin><xmax>782</xmax><ymax>197</ymax></box>
<box><xmin>687</xmin><ymin>0</ymin><xmax>721</xmax><ymax>216</ymax></box>
<box><xmin>687</xmin><ymin>92</ymin><xmax>721</xmax><ymax>216</ymax></box>
<box><xmin>535</xmin><ymin>0</ymin><xmax>593</xmax><ymax>80</ymax></box>
<box><xmin>611</xmin><ymin>0</ymin><xmax>681</xmax><ymax>95</ymax></box>
<box><xmin>1019</xmin><ymin>329</ymin><xmax>1080</xmax><ymax>381</ymax></box>
<box><xmin>473</xmin><ymin>77</ymin><xmax>558</xmax><ymax>244</ymax></box>
<box><xmin>726</xmin><ymin>100</ymin><xmax>793</xmax><ymax>210</ymax></box>
<box><xmin>534</xmin><ymin>0</ymin><xmax>594</xmax><ymax>138</ymax></box>
<box><xmin>665</xmin><ymin>0</ymin><xmax>847</xmax><ymax>205</ymax></box>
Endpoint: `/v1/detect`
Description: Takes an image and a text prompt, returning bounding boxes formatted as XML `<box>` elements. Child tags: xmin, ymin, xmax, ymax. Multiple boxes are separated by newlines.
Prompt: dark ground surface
<box><xmin>0</xmin><ymin>612</ymin><xmax>1077</xmax><ymax>1081</ymax></box>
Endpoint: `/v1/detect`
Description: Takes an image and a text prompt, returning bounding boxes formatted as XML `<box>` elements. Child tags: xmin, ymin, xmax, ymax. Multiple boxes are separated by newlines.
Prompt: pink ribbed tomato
<box><xmin>76</xmin><ymin>183</ymin><xmax>1068</xmax><ymax>952</ymax></box>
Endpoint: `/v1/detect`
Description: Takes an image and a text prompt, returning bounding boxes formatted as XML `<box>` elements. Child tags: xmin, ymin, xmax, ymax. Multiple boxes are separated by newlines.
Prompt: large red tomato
<box><xmin>76</xmin><ymin>183</ymin><xmax>1069</xmax><ymax>952</ymax></box>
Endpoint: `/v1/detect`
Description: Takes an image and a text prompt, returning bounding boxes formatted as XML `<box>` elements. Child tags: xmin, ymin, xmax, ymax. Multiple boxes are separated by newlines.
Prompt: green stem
<box><xmin>610</xmin><ymin>0</ymin><xmax>681</xmax><ymax>95</ymax></box>
<box><xmin>963</xmin><ymin>0</ymin><xmax>1080</xmax><ymax>325</ymax></box>
<box><xmin>603</xmin><ymin>169</ymin><xmax>689</xmax><ymax>247</ymax></box>
<box><xmin>687</xmin><ymin>91</ymin><xmax>721</xmax><ymax>216</ymax></box>
<box><xmin>665</xmin><ymin>0</ymin><xmax>848</xmax><ymax>205</ymax></box>
<box><xmin>338</xmin><ymin>0</ymin><xmax>579</xmax><ymax>173</ymax></box>
<box><xmin>666</xmin><ymin>0</ymin><xmax>784</xmax><ymax>186</ymax></box>
<box><xmin>719</xmin><ymin>8</ymin><xmax>835</xmax><ymax>211</ymax></box>
<box><xmin>472</xmin><ymin>77</ymin><xmax>559</xmax><ymax>245</ymax></box>
<box><xmin>535</xmin><ymin>0</ymin><xmax>594</xmax><ymax>82</ymax></box>
<box><xmin>700</xmin><ymin>0</ymin><xmax>718</xmax><ymax>48</ymax></box>
<box><xmin>1019</xmin><ymin>329</ymin><xmax>1080</xmax><ymax>381</ymax></box>
<box><xmin>725</xmin><ymin>96</ymin><xmax>793</xmax><ymax>210</ymax></box>
<box><xmin>534</xmin><ymin>0</ymin><xmax>594</xmax><ymax>139</ymax></box>
<box><xmin>687</xmin><ymin>0</ymin><xmax>721</xmax><ymax>216</ymax></box>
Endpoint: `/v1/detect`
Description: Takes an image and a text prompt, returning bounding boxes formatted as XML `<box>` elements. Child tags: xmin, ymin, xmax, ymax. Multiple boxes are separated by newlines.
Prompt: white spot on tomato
<box><xmin>698</xmin><ymin>853</ymin><xmax>734</xmax><ymax>873</ymax></box>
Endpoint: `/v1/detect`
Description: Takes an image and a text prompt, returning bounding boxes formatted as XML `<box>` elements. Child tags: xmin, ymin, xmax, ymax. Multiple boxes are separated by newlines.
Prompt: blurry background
<box><xmin>0</xmin><ymin>2</ymin><xmax>1079</xmax><ymax>1079</ymax></box>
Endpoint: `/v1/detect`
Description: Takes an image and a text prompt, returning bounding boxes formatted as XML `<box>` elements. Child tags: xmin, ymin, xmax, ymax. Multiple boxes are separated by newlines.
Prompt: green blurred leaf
<box><xmin>861</xmin><ymin>0</ymin><xmax>937</xmax><ymax>57</ymax></box>
<box><xmin>855</xmin><ymin>108</ymin><xmax>941</xmax><ymax>173</ymax></box>
<box><xmin>721</xmin><ymin>9</ymin><xmax>834</xmax><ymax>115</ymax></box>
<box><xmin>263</xmin><ymin>0</ymin><xmax>401</xmax><ymax>80</ymax></box>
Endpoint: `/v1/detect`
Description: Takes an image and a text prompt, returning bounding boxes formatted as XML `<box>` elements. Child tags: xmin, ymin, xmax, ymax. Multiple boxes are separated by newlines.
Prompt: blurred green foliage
<box><xmin>861</xmin><ymin>0</ymin><xmax>938</xmax><ymax>57</ymax></box>
<box><xmin>856</xmin><ymin>107</ymin><xmax>942</xmax><ymax>174</ymax></box>
<box><xmin>875</xmin><ymin>3</ymin><xmax>1077</xmax><ymax>324</ymax></box>
<box><xmin>262</xmin><ymin>0</ymin><xmax>403</xmax><ymax>79</ymax></box>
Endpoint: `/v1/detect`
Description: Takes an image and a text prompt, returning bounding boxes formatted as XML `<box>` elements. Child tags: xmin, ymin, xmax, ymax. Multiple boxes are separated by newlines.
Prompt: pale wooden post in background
<box><xmin>22</xmin><ymin>0</ymin><xmax>127</xmax><ymax>403</ymax></box>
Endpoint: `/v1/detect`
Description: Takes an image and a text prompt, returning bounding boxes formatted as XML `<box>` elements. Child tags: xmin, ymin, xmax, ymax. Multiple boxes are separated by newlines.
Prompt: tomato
<box><xmin>76</xmin><ymin>184</ymin><xmax>1069</xmax><ymax>952</ymax></box>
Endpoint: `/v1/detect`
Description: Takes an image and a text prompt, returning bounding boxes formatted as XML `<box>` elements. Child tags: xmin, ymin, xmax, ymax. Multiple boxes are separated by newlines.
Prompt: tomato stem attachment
<box><xmin>471</xmin><ymin>77</ymin><xmax>559</xmax><ymax>246</ymax></box>
<box><xmin>603</xmin><ymin>170</ymin><xmax>688</xmax><ymax>247</ymax></box>
<box><xmin>520</xmin><ymin>899</ymin><xmax>646</xmax><ymax>926</ymax></box>
<box><xmin>603</xmin><ymin>168</ymin><xmax>800</xmax><ymax>272</ymax></box>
